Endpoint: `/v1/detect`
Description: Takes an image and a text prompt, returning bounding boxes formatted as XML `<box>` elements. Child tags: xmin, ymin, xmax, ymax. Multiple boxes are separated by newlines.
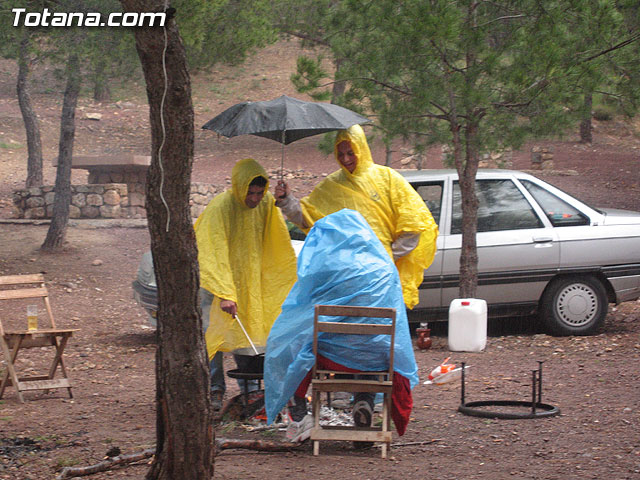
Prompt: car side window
<box><xmin>451</xmin><ymin>180</ymin><xmax>543</xmax><ymax>234</ymax></box>
<box><xmin>521</xmin><ymin>180</ymin><xmax>590</xmax><ymax>227</ymax></box>
<box><xmin>414</xmin><ymin>182</ymin><xmax>443</xmax><ymax>226</ymax></box>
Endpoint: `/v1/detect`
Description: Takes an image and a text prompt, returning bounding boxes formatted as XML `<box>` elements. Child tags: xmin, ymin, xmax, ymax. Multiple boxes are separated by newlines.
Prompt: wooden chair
<box><xmin>0</xmin><ymin>274</ymin><xmax>77</xmax><ymax>403</ymax></box>
<box><xmin>310</xmin><ymin>304</ymin><xmax>396</xmax><ymax>458</ymax></box>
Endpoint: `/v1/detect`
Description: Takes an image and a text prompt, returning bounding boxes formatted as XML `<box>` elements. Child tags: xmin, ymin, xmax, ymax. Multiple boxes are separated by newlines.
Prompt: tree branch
<box><xmin>580</xmin><ymin>33</ymin><xmax>640</xmax><ymax>63</ymax></box>
<box><xmin>345</xmin><ymin>76</ymin><xmax>413</xmax><ymax>96</ymax></box>
<box><xmin>475</xmin><ymin>14</ymin><xmax>526</xmax><ymax>28</ymax></box>
<box><xmin>430</xmin><ymin>39</ymin><xmax>467</xmax><ymax>74</ymax></box>
<box><xmin>56</xmin><ymin>439</ymin><xmax>306</xmax><ymax>479</ymax></box>
<box><xmin>57</xmin><ymin>449</ymin><xmax>156</xmax><ymax>479</ymax></box>
<box><xmin>280</xmin><ymin>29</ymin><xmax>328</xmax><ymax>47</ymax></box>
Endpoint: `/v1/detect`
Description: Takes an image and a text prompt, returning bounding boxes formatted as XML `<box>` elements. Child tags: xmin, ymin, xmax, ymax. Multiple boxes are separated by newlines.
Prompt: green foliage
<box><xmin>176</xmin><ymin>0</ymin><xmax>278</xmax><ymax>69</ymax></box>
<box><xmin>0</xmin><ymin>0</ymin><xmax>140</xmax><ymax>97</ymax></box>
<box><xmin>291</xmin><ymin>56</ymin><xmax>331</xmax><ymax>101</ymax></box>
<box><xmin>270</xmin><ymin>0</ymin><xmax>337</xmax><ymax>48</ymax></box>
<box><xmin>283</xmin><ymin>0</ymin><xmax>639</xmax><ymax>160</ymax></box>
<box><xmin>1</xmin><ymin>0</ymin><xmax>280</xmax><ymax>95</ymax></box>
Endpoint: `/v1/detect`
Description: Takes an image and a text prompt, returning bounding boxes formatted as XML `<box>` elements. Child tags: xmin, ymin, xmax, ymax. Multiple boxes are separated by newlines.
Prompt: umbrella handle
<box><xmin>233</xmin><ymin>314</ymin><xmax>259</xmax><ymax>355</ymax></box>
<box><xmin>280</xmin><ymin>130</ymin><xmax>286</xmax><ymax>181</ymax></box>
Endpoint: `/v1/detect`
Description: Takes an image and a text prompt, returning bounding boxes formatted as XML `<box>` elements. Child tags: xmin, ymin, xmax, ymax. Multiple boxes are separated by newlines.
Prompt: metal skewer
<box><xmin>233</xmin><ymin>314</ymin><xmax>259</xmax><ymax>355</ymax></box>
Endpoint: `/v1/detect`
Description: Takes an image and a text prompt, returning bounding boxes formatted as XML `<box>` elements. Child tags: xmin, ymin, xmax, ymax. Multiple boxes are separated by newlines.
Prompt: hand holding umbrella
<box><xmin>274</xmin><ymin>179</ymin><xmax>290</xmax><ymax>202</ymax></box>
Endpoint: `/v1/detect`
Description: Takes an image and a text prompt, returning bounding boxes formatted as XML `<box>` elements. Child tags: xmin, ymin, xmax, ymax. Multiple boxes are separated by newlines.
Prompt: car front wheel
<box><xmin>540</xmin><ymin>276</ymin><xmax>608</xmax><ymax>336</ymax></box>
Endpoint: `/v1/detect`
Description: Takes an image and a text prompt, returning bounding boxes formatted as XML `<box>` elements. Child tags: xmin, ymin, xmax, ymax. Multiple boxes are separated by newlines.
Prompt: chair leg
<box><xmin>312</xmin><ymin>389</ymin><xmax>321</xmax><ymax>456</ymax></box>
<box><xmin>381</xmin><ymin>392</ymin><xmax>392</xmax><ymax>459</ymax></box>
<box><xmin>0</xmin><ymin>337</ymin><xmax>25</xmax><ymax>403</ymax></box>
<box><xmin>46</xmin><ymin>335</ymin><xmax>71</xmax><ymax>396</ymax></box>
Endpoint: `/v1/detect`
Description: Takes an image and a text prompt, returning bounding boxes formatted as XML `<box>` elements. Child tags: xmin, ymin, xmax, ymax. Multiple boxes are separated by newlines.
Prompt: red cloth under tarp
<box><xmin>295</xmin><ymin>355</ymin><xmax>413</xmax><ymax>436</ymax></box>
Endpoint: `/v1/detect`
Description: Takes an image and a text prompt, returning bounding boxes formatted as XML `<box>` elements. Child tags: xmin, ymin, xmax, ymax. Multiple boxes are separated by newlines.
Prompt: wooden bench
<box><xmin>0</xmin><ymin>274</ymin><xmax>77</xmax><ymax>403</ymax></box>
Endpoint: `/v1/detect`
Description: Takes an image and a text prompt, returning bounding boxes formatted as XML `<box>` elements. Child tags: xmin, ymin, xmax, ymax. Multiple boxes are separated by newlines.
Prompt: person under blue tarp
<box><xmin>264</xmin><ymin>209</ymin><xmax>419</xmax><ymax>442</ymax></box>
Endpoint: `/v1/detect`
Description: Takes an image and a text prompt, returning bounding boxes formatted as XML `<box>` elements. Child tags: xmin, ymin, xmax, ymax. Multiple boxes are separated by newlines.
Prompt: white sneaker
<box><xmin>285</xmin><ymin>414</ymin><xmax>314</xmax><ymax>443</ymax></box>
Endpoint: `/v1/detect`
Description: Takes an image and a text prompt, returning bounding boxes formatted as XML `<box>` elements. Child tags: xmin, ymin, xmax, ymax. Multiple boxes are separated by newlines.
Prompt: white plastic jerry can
<box><xmin>448</xmin><ymin>298</ymin><xmax>487</xmax><ymax>352</ymax></box>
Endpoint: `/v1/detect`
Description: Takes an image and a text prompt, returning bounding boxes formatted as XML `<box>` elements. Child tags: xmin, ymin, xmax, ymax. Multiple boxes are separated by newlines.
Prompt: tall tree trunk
<box><xmin>330</xmin><ymin>58</ymin><xmax>346</xmax><ymax>103</ymax></box>
<box><xmin>41</xmin><ymin>53</ymin><xmax>80</xmax><ymax>252</ymax></box>
<box><xmin>457</xmin><ymin>121</ymin><xmax>479</xmax><ymax>298</ymax></box>
<box><xmin>579</xmin><ymin>92</ymin><xmax>593</xmax><ymax>144</ymax></box>
<box><xmin>385</xmin><ymin>142</ymin><xmax>392</xmax><ymax>166</ymax></box>
<box><xmin>93</xmin><ymin>58</ymin><xmax>112</xmax><ymax>103</ymax></box>
<box><xmin>17</xmin><ymin>31</ymin><xmax>43</xmax><ymax>188</ymax></box>
<box><xmin>120</xmin><ymin>2</ymin><xmax>215</xmax><ymax>479</ymax></box>
<box><xmin>456</xmin><ymin>9</ymin><xmax>480</xmax><ymax>299</ymax></box>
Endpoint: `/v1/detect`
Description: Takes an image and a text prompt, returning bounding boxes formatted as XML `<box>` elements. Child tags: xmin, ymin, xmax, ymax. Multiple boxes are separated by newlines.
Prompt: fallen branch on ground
<box><xmin>56</xmin><ymin>438</ymin><xmax>303</xmax><ymax>478</ymax></box>
<box><xmin>215</xmin><ymin>437</ymin><xmax>303</xmax><ymax>453</ymax></box>
<box><xmin>56</xmin><ymin>448</ymin><xmax>155</xmax><ymax>479</ymax></box>
<box><xmin>388</xmin><ymin>439</ymin><xmax>443</xmax><ymax>448</ymax></box>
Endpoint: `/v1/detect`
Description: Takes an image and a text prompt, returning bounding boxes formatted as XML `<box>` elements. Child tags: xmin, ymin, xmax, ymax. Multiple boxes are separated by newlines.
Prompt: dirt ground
<box><xmin>1</xmin><ymin>40</ymin><xmax>640</xmax><ymax>479</ymax></box>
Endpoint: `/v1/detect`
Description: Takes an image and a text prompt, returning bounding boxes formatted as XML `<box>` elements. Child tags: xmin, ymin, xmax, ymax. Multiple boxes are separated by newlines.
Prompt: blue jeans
<box><xmin>200</xmin><ymin>288</ymin><xmax>259</xmax><ymax>394</ymax></box>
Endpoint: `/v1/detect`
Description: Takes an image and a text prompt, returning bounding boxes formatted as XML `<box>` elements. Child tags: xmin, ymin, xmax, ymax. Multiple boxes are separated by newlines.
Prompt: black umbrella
<box><xmin>202</xmin><ymin>95</ymin><xmax>371</xmax><ymax>175</ymax></box>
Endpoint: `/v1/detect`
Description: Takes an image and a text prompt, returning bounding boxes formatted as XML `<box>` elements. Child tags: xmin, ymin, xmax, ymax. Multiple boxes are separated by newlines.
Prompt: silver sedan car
<box><xmin>402</xmin><ymin>169</ymin><xmax>640</xmax><ymax>336</ymax></box>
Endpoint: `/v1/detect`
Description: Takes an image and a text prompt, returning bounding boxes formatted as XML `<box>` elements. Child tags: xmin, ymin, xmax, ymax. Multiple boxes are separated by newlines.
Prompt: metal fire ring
<box><xmin>457</xmin><ymin>361</ymin><xmax>560</xmax><ymax>420</ymax></box>
<box><xmin>458</xmin><ymin>399</ymin><xmax>560</xmax><ymax>419</ymax></box>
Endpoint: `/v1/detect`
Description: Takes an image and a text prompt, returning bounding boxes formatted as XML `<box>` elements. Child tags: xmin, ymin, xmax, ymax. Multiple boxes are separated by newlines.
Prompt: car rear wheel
<box><xmin>540</xmin><ymin>276</ymin><xmax>608</xmax><ymax>336</ymax></box>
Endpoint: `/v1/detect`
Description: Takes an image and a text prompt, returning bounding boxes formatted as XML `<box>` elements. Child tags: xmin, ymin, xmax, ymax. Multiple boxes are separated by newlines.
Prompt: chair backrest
<box><xmin>0</xmin><ymin>274</ymin><xmax>57</xmax><ymax>335</ymax></box>
<box><xmin>312</xmin><ymin>304</ymin><xmax>396</xmax><ymax>379</ymax></box>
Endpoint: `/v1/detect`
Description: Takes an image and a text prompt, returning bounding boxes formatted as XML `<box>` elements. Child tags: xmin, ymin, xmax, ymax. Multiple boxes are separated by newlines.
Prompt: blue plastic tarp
<box><xmin>265</xmin><ymin>209</ymin><xmax>419</xmax><ymax>423</ymax></box>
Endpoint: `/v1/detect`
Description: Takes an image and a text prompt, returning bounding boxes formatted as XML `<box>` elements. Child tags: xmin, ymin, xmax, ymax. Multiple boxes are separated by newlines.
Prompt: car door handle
<box><xmin>532</xmin><ymin>236</ymin><xmax>553</xmax><ymax>243</ymax></box>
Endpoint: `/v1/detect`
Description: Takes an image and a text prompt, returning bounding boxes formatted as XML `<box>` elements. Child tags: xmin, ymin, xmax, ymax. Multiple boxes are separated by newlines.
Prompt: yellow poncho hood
<box><xmin>195</xmin><ymin>158</ymin><xmax>297</xmax><ymax>358</ymax></box>
<box><xmin>300</xmin><ymin>125</ymin><xmax>438</xmax><ymax>308</ymax></box>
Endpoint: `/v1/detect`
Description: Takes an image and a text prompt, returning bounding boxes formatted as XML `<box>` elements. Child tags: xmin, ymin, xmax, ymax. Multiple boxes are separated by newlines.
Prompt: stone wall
<box><xmin>530</xmin><ymin>146</ymin><xmax>554</xmax><ymax>170</ymax></box>
<box><xmin>87</xmin><ymin>167</ymin><xmax>147</xmax><ymax>218</ymax></box>
<box><xmin>189</xmin><ymin>183</ymin><xmax>218</xmax><ymax>219</ymax></box>
<box><xmin>12</xmin><ymin>182</ymin><xmax>219</xmax><ymax>220</ymax></box>
<box><xmin>13</xmin><ymin>184</ymin><xmax>128</xmax><ymax>219</ymax></box>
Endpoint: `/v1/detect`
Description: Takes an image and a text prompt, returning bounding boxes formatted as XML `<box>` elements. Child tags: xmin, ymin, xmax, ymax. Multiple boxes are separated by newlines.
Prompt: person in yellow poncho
<box><xmin>195</xmin><ymin>158</ymin><xmax>297</xmax><ymax>410</ymax></box>
<box><xmin>275</xmin><ymin>124</ymin><xmax>438</xmax><ymax>309</ymax></box>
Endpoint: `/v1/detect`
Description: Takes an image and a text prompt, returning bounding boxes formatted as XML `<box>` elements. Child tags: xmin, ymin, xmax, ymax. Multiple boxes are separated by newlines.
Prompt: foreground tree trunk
<box><xmin>41</xmin><ymin>53</ymin><xmax>80</xmax><ymax>252</ymax></box>
<box><xmin>120</xmin><ymin>2</ymin><xmax>215</xmax><ymax>479</ymax></box>
<box><xmin>17</xmin><ymin>31</ymin><xmax>43</xmax><ymax>188</ymax></box>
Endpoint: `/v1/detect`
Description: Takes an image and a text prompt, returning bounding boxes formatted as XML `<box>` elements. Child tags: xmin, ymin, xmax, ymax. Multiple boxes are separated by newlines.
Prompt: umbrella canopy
<box><xmin>202</xmin><ymin>95</ymin><xmax>371</xmax><ymax>145</ymax></box>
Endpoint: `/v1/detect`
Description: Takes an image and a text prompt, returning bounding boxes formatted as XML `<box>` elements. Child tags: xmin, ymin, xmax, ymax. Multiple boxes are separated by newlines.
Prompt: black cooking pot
<box><xmin>238</xmin><ymin>353</ymin><xmax>264</xmax><ymax>374</ymax></box>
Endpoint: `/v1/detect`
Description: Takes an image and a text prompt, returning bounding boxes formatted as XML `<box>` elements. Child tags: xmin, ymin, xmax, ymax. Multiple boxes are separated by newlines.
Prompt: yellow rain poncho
<box><xmin>195</xmin><ymin>158</ymin><xmax>297</xmax><ymax>360</ymax></box>
<box><xmin>300</xmin><ymin>125</ymin><xmax>438</xmax><ymax>308</ymax></box>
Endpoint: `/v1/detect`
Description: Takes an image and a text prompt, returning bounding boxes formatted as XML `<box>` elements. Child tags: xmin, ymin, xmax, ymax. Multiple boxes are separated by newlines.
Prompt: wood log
<box><xmin>215</xmin><ymin>437</ymin><xmax>302</xmax><ymax>453</ymax></box>
<box><xmin>56</xmin><ymin>448</ymin><xmax>155</xmax><ymax>479</ymax></box>
<box><xmin>55</xmin><ymin>439</ymin><xmax>303</xmax><ymax>478</ymax></box>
